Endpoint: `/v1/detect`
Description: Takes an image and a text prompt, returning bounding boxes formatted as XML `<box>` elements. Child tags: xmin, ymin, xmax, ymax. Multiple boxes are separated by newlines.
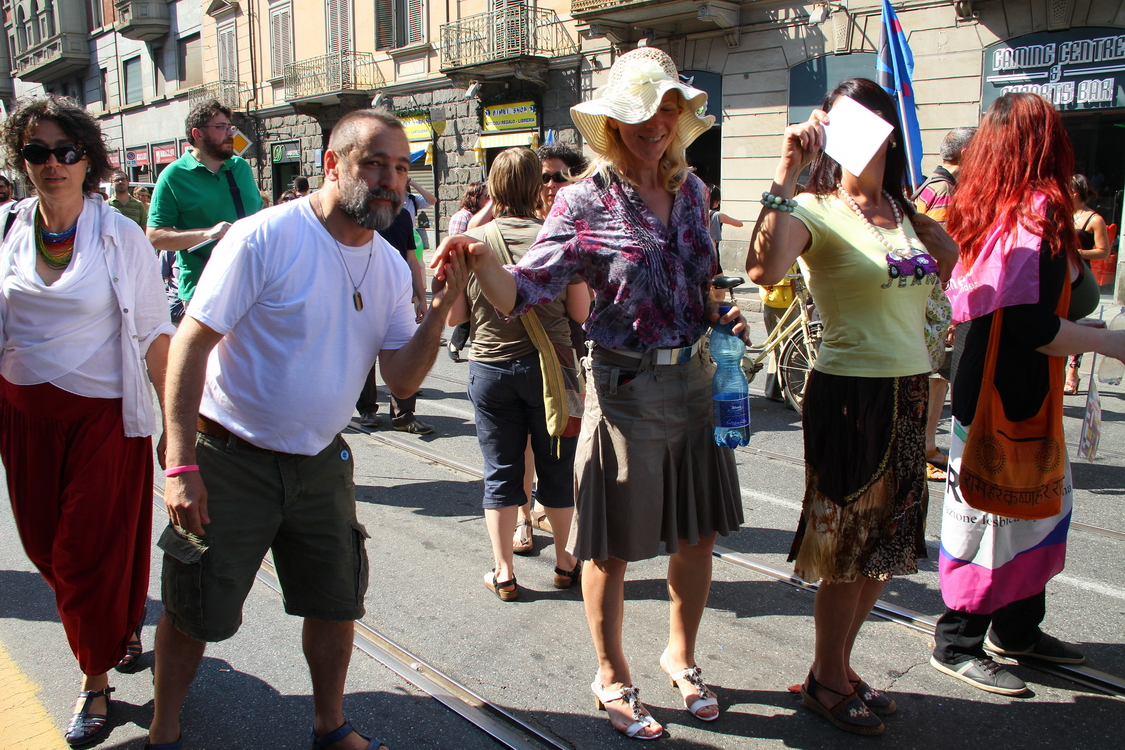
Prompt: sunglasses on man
<box><xmin>542</xmin><ymin>171</ymin><xmax>571</xmax><ymax>184</ymax></box>
<box><xmin>22</xmin><ymin>144</ymin><xmax>86</xmax><ymax>165</ymax></box>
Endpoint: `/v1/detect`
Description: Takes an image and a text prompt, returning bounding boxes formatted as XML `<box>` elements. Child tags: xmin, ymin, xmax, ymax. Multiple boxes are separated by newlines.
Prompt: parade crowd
<box><xmin>1</xmin><ymin>46</ymin><xmax>1124</xmax><ymax>749</ymax></box>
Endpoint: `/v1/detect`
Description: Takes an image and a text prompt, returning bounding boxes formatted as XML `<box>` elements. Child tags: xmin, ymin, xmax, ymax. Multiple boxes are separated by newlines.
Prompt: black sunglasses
<box><xmin>22</xmin><ymin>143</ymin><xmax>87</xmax><ymax>165</ymax></box>
<box><xmin>542</xmin><ymin>171</ymin><xmax>570</xmax><ymax>184</ymax></box>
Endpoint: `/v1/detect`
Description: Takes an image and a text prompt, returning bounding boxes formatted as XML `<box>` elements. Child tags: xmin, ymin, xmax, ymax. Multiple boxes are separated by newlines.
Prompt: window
<box><xmin>217</xmin><ymin>23</ymin><xmax>237</xmax><ymax>82</ymax></box>
<box><xmin>124</xmin><ymin>55</ymin><xmax>143</xmax><ymax>104</ymax></box>
<box><xmin>178</xmin><ymin>33</ymin><xmax>202</xmax><ymax>87</ymax></box>
<box><xmin>87</xmin><ymin>0</ymin><xmax>103</xmax><ymax>28</ymax></box>
<box><xmin>151</xmin><ymin>43</ymin><xmax>165</xmax><ymax>97</ymax></box>
<box><xmin>375</xmin><ymin>0</ymin><xmax>423</xmax><ymax>51</ymax></box>
<box><xmin>326</xmin><ymin>0</ymin><xmax>352</xmax><ymax>56</ymax></box>
<box><xmin>98</xmin><ymin>67</ymin><xmax>108</xmax><ymax>106</ymax></box>
<box><xmin>269</xmin><ymin>4</ymin><xmax>292</xmax><ymax>77</ymax></box>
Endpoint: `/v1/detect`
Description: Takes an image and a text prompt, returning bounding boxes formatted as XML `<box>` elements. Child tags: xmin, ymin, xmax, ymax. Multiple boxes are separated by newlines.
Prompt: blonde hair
<box><xmin>487</xmin><ymin>147</ymin><xmax>542</xmax><ymax>219</ymax></box>
<box><xmin>579</xmin><ymin>92</ymin><xmax>690</xmax><ymax>194</ymax></box>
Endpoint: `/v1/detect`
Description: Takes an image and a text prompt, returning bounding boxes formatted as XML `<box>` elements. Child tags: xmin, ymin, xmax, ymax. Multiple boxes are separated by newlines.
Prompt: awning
<box><xmin>478</xmin><ymin>132</ymin><xmax>536</xmax><ymax>149</ymax></box>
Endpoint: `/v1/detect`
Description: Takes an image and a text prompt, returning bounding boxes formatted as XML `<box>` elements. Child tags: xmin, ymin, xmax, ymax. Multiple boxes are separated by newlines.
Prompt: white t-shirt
<box><xmin>188</xmin><ymin>197</ymin><xmax>416</xmax><ymax>455</ymax></box>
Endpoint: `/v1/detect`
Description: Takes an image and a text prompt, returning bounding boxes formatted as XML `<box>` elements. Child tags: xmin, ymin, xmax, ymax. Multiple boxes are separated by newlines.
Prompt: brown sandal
<box><xmin>799</xmin><ymin>671</ymin><xmax>884</xmax><ymax>735</ymax></box>
<box><xmin>483</xmin><ymin>570</ymin><xmax>519</xmax><ymax>601</ymax></box>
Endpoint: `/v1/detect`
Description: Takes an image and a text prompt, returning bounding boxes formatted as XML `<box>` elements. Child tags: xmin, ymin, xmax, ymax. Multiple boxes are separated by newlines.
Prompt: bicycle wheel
<box><xmin>779</xmin><ymin>329</ymin><xmax>815</xmax><ymax>413</ymax></box>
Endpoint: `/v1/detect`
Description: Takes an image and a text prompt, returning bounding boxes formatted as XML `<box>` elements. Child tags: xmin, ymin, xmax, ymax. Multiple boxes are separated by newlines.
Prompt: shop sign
<box><xmin>401</xmin><ymin>115</ymin><xmax>432</xmax><ymax>142</ymax></box>
<box><xmin>125</xmin><ymin>147</ymin><xmax>150</xmax><ymax>167</ymax></box>
<box><xmin>482</xmin><ymin>101</ymin><xmax>537</xmax><ymax>133</ymax></box>
<box><xmin>152</xmin><ymin>142</ymin><xmax>178</xmax><ymax>164</ymax></box>
<box><xmin>271</xmin><ymin>141</ymin><xmax>301</xmax><ymax>163</ymax></box>
<box><xmin>107</xmin><ymin>150</ymin><xmax>120</xmax><ymax>167</ymax></box>
<box><xmin>982</xmin><ymin>27</ymin><xmax>1125</xmax><ymax>113</ymax></box>
<box><xmin>180</xmin><ymin>139</ymin><xmax>191</xmax><ymax>155</ymax></box>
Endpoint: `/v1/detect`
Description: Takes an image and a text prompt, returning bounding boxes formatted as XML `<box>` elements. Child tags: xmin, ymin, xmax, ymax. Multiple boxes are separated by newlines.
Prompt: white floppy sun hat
<box><xmin>571</xmin><ymin>47</ymin><xmax>715</xmax><ymax>156</ymax></box>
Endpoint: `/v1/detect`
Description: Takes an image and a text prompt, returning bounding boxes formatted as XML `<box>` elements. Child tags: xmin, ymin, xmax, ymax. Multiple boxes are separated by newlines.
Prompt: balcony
<box><xmin>115</xmin><ymin>0</ymin><xmax>172</xmax><ymax>42</ymax></box>
<box><xmin>440</xmin><ymin>7</ymin><xmax>577</xmax><ymax>83</ymax></box>
<box><xmin>11</xmin><ymin>32</ymin><xmax>88</xmax><ymax>84</ymax></box>
<box><xmin>283</xmin><ymin>52</ymin><xmax>385</xmax><ymax>106</ymax></box>
<box><xmin>572</xmin><ymin>0</ymin><xmax>740</xmax><ymax>38</ymax></box>
<box><xmin>184</xmin><ymin>80</ymin><xmax>249</xmax><ymax>110</ymax></box>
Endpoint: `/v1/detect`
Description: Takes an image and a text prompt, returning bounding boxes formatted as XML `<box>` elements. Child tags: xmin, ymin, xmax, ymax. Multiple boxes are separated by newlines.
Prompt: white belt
<box><xmin>606</xmin><ymin>339</ymin><xmax>703</xmax><ymax>366</ymax></box>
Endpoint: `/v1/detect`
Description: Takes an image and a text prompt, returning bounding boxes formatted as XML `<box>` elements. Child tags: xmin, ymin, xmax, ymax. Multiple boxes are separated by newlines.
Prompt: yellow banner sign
<box><xmin>402</xmin><ymin>115</ymin><xmax>432</xmax><ymax>142</ymax></box>
<box><xmin>482</xmin><ymin>101</ymin><xmax>538</xmax><ymax>133</ymax></box>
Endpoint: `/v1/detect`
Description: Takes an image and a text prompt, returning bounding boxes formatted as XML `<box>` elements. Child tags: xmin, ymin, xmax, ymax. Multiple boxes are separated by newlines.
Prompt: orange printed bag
<box><xmin>959</xmin><ymin>283</ymin><xmax>1070</xmax><ymax>520</ymax></box>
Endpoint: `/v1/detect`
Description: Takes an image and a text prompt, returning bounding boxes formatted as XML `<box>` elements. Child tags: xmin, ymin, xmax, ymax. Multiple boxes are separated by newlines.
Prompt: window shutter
<box><xmin>218</xmin><ymin>24</ymin><xmax>237</xmax><ymax>82</ymax></box>
<box><xmin>491</xmin><ymin>0</ymin><xmax>526</xmax><ymax>58</ymax></box>
<box><xmin>405</xmin><ymin>0</ymin><xmax>423</xmax><ymax>46</ymax></box>
<box><xmin>326</xmin><ymin>0</ymin><xmax>352</xmax><ymax>55</ymax></box>
<box><xmin>374</xmin><ymin>0</ymin><xmax>394</xmax><ymax>51</ymax></box>
<box><xmin>271</xmin><ymin>5</ymin><xmax>292</xmax><ymax>77</ymax></box>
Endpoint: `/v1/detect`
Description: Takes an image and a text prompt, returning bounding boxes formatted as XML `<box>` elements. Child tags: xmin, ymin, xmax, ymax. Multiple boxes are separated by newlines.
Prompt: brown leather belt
<box><xmin>197</xmin><ymin>415</ymin><xmax>271</xmax><ymax>453</ymax></box>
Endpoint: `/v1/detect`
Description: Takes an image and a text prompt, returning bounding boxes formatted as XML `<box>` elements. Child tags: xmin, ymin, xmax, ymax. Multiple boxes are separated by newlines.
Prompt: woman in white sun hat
<box><xmin>434</xmin><ymin>47</ymin><xmax>747</xmax><ymax>740</ymax></box>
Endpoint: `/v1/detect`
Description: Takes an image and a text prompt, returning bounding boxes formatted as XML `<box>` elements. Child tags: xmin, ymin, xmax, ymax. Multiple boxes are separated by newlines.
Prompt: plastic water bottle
<box><xmin>712</xmin><ymin>305</ymin><xmax>751</xmax><ymax>448</ymax></box>
<box><xmin>1097</xmin><ymin>309</ymin><xmax>1125</xmax><ymax>386</ymax></box>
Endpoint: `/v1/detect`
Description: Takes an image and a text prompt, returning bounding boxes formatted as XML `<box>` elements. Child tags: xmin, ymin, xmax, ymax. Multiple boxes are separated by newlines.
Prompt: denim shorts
<box><xmin>159</xmin><ymin>432</ymin><xmax>369</xmax><ymax>642</ymax></box>
<box><xmin>467</xmin><ymin>353</ymin><xmax>577</xmax><ymax>509</ymax></box>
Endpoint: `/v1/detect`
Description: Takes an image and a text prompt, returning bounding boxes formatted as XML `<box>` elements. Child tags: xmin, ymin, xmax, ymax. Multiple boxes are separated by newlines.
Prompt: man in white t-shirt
<box><xmin>149</xmin><ymin>110</ymin><xmax>468</xmax><ymax>750</ymax></box>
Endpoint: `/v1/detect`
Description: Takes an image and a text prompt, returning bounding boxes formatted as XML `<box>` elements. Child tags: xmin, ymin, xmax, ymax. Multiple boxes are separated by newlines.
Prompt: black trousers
<box><xmin>932</xmin><ymin>589</ymin><xmax>1046</xmax><ymax>664</ymax></box>
<box><xmin>356</xmin><ymin>364</ymin><xmax>416</xmax><ymax>423</ymax></box>
<box><xmin>450</xmin><ymin>322</ymin><xmax>470</xmax><ymax>351</ymax></box>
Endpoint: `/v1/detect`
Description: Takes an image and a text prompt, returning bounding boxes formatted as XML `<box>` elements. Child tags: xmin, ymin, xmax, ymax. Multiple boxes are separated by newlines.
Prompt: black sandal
<box><xmin>65</xmin><ymin>686</ymin><xmax>114</xmax><ymax>746</ymax></box>
<box><xmin>311</xmin><ymin>719</ymin><xmax>387</xmax><ymax>750</ymax></box>
<box><xmin>799</xmin><ymin>671</ymin><xmax>884</xmax><ymax>736</ymax></box>
<box><xmin>116</xmin><ymin>602</ymin><xmax>147</xmax><ymax>673</ymax></box>
<box><xmin>553</xmin><ymin>561</ymin><xmax>582</xmax><ymax>589</ymax></box>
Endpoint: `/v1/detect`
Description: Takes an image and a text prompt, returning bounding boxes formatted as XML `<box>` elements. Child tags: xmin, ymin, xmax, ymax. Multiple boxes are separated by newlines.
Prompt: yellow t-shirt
<box><xmin>792</xmin><ymin>193</ymin><xmax>935</xmax><ymax>378</ymax></box>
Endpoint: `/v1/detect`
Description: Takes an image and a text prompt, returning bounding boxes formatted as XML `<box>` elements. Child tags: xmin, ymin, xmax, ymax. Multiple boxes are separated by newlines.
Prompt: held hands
<box><xmin>781</xmin><ymin>110</ymin><xmax>829</xmax><ymax>175</ymax></box>
<box><xmin>430</xmin><ymin>233</ymin><xmax>495</xmax><ymax>280</ymax></box>
<box><xmin>165</xmin><ymin>471</ymin><xmax>210</xmax><ymax>537</ymax></box>
<box><xmin>911</xmin><ymin>213</ymin><xmax>959</xmax><ymax>281</ymax></box>
<box><xmin>429</xmin><ymin>245</ymin><xmax>470</xmax><ymax>312</ymax></box>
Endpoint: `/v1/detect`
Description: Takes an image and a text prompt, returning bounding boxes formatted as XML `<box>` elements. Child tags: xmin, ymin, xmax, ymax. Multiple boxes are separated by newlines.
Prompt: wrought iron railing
<box><xmin>184</xmin><ymin>80</ymin><xmax>247</xmax><ymax>109</ymax></box>
<box><xmin>440</xmin><ymin>7</ymin><xmax>578</xmax><ymax>70</ymax></box>
<box><xmin>283</xmin><ymin>52</ymin><xmax>385</xmax><ymax>101</ymax></box>
<box><xmin>570</xmin><ymin>0</ymin><xmax>644</xmax><ymax>13</ymax></box>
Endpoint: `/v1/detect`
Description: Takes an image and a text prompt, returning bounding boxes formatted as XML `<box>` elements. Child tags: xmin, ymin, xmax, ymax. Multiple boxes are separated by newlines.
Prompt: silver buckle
<box><xmin>650</xmin><ymin>340</ymin><xmax>700</xmax><ymax>366</ymax></box>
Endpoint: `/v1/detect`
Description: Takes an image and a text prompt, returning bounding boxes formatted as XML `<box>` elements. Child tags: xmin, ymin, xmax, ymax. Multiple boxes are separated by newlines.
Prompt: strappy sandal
<box><xmin>553</xmin><ymin>561</ymin><xmax>582</xmax><ymax>589</ymax></box>
<box><xmin>530</xmin><ymin>508</ymin><xmax>553</xmax><ymax>534</ymax></box>
<box><xmin>852</xmin><ymin>678</ymin><xmax>897</xmax><ymax>716</ymax></box>
<box><xmin>1063</xmin><ymin>373</ymin><xmax>1081</xmax><ymax>395</ymax></box>
<box><xmin>117</xmin><ymin>618</ymin><xmax>145</xmax><ymax>673</ymax></box>
<box><xmin>512</xmin><ymin>519</ymin><xmax>533</xmax><ymax>555</ymax></box>
<box><xmin>925</xmin><ymin>449</ymin><xmax>948</xmax><ymax>482</ymax></box>
<box><xmin>483</xmin><ymin>570</ymin><xmax>519</xmax><ymax>601</ymax></box>
<box><xmin>660</xmin><ymin>649</ymin><xmax>719</xmax><ymax>721</ymax></box>
<box><xmin>800</xmin><ymin>670</ymin><xmax>884</xmax><ymax>735</ymax></box>
<box><xmin>311</xmin><ymin>720</ymin><xmax>387</xmax><ymax>750</ymax></box>
<box><xmin>65</xmin><ymin>686</ymin><xmax>114</xmax><ymax>746</ymax></box>
<box><xmin>591</xmin><ymin>677</ymin><xmax>662</xmax><ymax>740</ymax></box>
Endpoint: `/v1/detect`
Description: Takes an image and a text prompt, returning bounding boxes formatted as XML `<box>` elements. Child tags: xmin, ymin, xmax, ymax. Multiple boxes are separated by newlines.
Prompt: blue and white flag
<box><xmin>876</xmin><ymin>0</ymin><xmax>924</xmax><ymax>188</ymax></box>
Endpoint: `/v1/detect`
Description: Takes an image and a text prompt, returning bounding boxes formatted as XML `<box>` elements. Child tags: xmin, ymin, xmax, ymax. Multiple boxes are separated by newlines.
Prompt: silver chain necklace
<box><xmin>314</xmin><ymin>195</ymin><xmax>373</xmax><ymax>311</ymax></box>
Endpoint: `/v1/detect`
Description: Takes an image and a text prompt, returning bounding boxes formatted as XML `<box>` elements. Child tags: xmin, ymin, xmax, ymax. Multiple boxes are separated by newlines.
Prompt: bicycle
<box><xmin>741</xmin><ymin>273</ymin><xmax>822</xmax><ymax>412</ymax></box>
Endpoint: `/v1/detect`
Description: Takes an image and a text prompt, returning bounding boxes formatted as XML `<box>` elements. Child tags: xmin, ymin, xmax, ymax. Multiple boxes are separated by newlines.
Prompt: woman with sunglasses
<box><xmin>0</xmin><ymin>95</ymin><xmax>174</xmax><ymax>746</ymax></box>
<box><xmin>747</xmin><ymin>78</ymin><xmax>957</xmax><ymax>736</ymax></box>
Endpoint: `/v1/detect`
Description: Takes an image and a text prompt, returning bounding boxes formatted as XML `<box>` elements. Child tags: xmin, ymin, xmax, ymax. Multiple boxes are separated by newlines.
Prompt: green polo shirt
<box><xmin>108</xmin><ymin>195</ymin><xmax>147</xmax><ymax>228</ymax></box>
<box><xmin>148</xmin><ymin>150</ymin><xmax>262</xmax><ymax>301</ymax></box>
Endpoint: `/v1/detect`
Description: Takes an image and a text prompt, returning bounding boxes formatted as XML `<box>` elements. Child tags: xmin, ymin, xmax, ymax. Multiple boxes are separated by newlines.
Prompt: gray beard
<box><xmin>338</xmin><ymin>178</ymin><xmax>402</xmax><ymax>231</ymax></box>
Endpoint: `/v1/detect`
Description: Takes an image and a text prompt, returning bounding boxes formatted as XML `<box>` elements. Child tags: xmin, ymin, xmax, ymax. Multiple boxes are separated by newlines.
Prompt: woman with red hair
<box><xmin>931</xmin><ymin>92</ymin><xmax>1125</xmax><ymax>695</ymax></box>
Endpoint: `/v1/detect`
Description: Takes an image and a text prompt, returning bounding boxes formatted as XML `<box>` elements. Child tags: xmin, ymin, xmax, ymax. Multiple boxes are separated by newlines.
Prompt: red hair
<box><xmin>946</xmin><ymin>93</ymin><xmax>1076</xmax><ymax>267</ymax></box>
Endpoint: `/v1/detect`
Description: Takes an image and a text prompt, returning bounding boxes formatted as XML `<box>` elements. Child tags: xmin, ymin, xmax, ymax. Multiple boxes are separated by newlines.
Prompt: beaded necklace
<box><xmin>836</xmin><ymin>184</ymin><xmax>913</xmax><ymax>257</ymax></box>
<box><xmin>35</xmin><ymin>213</ymin><xmax>77</xmax><ymax>270</ymax></box>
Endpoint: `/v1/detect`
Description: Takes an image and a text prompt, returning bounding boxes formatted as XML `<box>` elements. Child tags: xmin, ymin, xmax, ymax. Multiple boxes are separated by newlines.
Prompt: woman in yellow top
<box><xmin>747</xmin><ymin>78</ymin><xmax>957</xmax><ymax>736</ymax></box>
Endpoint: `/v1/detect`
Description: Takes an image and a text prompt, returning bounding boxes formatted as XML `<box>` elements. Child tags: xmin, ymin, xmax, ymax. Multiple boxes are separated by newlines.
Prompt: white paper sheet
<box><xmin>821</xmin><ymin>95</ymin><xmax>894</xmax><ymax>177</ymax></box>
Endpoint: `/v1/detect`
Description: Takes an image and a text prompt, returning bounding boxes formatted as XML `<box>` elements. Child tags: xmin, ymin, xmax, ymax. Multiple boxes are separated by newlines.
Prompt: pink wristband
<box><xmin>165</xmin><ymin>465</ymin><xmax>200</xmax><ymax>478</ymax></box>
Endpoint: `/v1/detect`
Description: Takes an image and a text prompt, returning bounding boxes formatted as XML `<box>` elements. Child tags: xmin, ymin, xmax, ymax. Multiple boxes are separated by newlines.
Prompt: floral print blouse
<box><xmin>509</xmin><ymin>170</ymin><xmax>716</xmax><ymax>352</ymax></box>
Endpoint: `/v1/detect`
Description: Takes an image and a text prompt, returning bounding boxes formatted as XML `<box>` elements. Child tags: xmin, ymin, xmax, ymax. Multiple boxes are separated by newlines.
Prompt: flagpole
<box><xmin>896</xmin><ymin>87</ymin><xmax>919</xmax><ymax>192</ymax></box>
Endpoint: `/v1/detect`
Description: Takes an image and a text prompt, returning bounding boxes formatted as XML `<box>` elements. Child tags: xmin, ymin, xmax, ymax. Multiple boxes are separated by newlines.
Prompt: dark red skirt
<box><xmin>0</xmin><ymin>377</ymin><xmax>152</xmax><ymax>675</ymax></box>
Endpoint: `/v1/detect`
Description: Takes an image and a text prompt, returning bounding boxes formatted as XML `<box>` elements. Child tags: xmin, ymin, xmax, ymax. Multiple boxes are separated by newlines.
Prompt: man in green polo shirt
<box><xmin>109</xmin><ymin>171</ymin><xmax>148</xmax><ymax>228</ymax></box>
<box><xmin>147</xmin><ymin>99</ymin><xmax>262</xmax><ymax>304</ymax></box>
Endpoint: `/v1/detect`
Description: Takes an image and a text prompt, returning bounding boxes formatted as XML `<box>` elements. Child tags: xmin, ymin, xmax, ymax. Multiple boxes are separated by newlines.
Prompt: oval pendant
<box><xmin>353</xmin><ymin>290</ymin><xmax>364</xmax><ymax>311</ymax></box>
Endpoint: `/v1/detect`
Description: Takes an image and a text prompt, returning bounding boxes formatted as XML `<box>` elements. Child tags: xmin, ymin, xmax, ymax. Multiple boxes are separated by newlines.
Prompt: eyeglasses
<box><xmin>542</xmin><ymin>171</ymin><xmax>570</xmax><ymax>184</ymax></box>
<box><xmin>200</xmin><ymin>124</ymin><xmax>236</xmax><ymax>133</ymax></box>
<box><xmin>21</xmin><ymin>143</ymin><xmax>86</xmax><ymax>165</ymax></box>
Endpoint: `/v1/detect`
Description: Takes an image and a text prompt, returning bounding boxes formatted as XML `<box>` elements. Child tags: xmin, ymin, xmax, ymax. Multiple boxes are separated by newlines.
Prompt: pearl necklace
<box><xmin>836</xmin><ymin>184</ymin><xmax>915</xmax><ymax>258</ymax></box>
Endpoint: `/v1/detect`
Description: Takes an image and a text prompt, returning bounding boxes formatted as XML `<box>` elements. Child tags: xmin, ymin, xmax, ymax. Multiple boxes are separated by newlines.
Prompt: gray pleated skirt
<box><xmin>568</xmin><ymin>345</ymin><xmax>745</xmax><ymax>562</ymax></box>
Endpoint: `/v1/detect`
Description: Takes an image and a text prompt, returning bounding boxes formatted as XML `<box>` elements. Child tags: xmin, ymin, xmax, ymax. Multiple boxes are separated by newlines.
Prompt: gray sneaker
<box><xmin>394</xmin><ymin>418</ymin><xmax>434</xmax><ymax>435</ymax></box>
<box><xmin>358</xmin><ymin>412</ymin><xmax>381</xmax><ymax>428</ymax></box>
<box><xmin>930</xmin><ymin>655</ymin><xmax>1028</xmax><ymax>695</ymax></box>
<box><xmin>985</xmin><ymin>633</ymin><xmax>1086</xmax><ymax>664</ymax></box>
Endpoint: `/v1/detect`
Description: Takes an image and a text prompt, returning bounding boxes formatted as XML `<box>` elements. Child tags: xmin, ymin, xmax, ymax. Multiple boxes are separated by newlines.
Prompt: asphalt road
<box><xmin>1</xmin><ymin>307</ymin><xmax>1123</xmax><ymax>750</ymax></box>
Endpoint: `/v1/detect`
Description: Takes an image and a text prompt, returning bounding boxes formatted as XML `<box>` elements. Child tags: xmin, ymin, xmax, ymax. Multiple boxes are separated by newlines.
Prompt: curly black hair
<box><xmin>2</xmin><ymin>95</ymin><xmax>112</xmax><ymax>196</ymax></box>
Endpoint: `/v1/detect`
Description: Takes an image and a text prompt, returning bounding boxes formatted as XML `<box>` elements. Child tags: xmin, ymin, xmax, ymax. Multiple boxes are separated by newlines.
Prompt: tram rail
<box><xmin>350</xmin><ymin>425</ymin><xmax>1125</xmax><ymax>700</ymax></box>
